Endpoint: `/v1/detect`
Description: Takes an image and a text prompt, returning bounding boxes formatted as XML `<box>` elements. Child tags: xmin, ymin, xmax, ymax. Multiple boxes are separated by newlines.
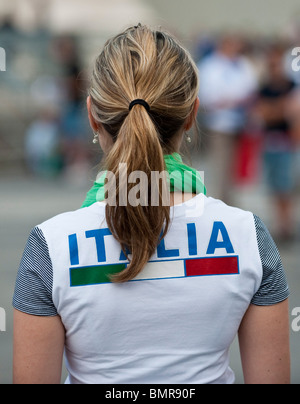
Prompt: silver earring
<box><xmin>93</xmin><ymin>132</ymin><xmax>98</xmax><ymax>144</ymax></box>
<box><xmin>186</xmin><ymin>133</ymin><xmax>192</xmax><ymax>143</ymax></box>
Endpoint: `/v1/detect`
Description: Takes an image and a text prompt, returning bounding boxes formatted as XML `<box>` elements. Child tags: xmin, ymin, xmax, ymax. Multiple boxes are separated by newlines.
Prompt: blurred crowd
<box><xmin>1</xmin><ymin>19</ymin><xmax>300</xmax><ymax>239</ymax></box>
<box><xmin>24</xmin><ymin>34</ymin><xmax>91</xmax><ymax>183</ymax></box>
<box><xmin>195</xmin><ymin>31</ymin><xmax>300</xmax><ymax>241</ymax></box>
<box><xmin>0</xmin><ymin>18</ymin><xmax>92</xmax><ymax>183</ymax></box>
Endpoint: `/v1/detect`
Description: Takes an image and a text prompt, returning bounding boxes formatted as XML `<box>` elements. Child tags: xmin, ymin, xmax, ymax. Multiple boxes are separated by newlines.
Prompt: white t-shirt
<box><xmin>13</xmin><ymin>194</ymin><xmax>289</xmax><ymax>384</ymax></box>
<box><xmin>198</xmin><ymin>53</ymin><xmax>258</xmax><ymax>133</ymax></box>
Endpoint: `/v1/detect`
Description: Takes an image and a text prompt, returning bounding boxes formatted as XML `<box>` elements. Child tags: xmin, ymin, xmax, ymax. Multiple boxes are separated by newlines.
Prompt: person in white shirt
<box><xmin>13</xmin><ymin>25</ymin><xmax>290</xmax><ymax>385</ymax></box>
<box><xmin>198</xmin><ymin>35</ymin><xmax>258</xmax><ymax>203</ymax></box>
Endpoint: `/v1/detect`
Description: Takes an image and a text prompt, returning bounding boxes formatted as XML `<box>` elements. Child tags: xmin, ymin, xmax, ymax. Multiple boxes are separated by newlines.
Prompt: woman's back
<box><xmin>14</xmin><ymin>194</ymin><xmax>288</xmax><ymax>384</ymax></box>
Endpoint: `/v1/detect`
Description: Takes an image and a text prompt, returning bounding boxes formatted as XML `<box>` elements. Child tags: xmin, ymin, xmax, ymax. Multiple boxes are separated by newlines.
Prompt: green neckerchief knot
<box><xmin>81</xmin><ymin>153</ymin><xmax>206</xmax><ymax>208</ymax></box>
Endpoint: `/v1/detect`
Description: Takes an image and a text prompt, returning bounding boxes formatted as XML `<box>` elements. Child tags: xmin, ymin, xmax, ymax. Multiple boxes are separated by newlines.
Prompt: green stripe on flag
<box><xmin>70</xmin><ymin>264</ymin><xmax>126</xmax><ymax>286</ymax></box>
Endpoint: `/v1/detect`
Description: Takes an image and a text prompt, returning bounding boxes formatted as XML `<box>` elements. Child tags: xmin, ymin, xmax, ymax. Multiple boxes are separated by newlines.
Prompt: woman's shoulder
<box><xmin>203</xmin><ymin>195</ymin><xmax>254</xmax><ymax>221</ymax></box>
<box><xmin>37</xmin><ymin>202</ymin><xmax>106</xmax><ymax>236</ymax></box>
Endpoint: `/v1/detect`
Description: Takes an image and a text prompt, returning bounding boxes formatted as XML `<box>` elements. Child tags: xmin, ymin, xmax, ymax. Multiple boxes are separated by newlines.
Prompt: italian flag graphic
<box><xmin>70</xmin><ymin>256</ymin><xmax>239</xmax><ymax>287</ymax></box>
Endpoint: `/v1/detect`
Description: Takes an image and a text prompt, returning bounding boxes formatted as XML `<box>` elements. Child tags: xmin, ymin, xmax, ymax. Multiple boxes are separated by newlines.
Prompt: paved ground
<box><xmin>0</xmin><ymin>171</ymin><xmax>299</xmax><ymax>384</ymax></box>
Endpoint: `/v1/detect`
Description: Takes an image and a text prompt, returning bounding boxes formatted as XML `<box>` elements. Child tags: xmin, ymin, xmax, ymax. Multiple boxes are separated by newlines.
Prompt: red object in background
<box><xmin>234</xmin><ymin>132</ymin><xmax>263</xmax><ymax>185</ymax></box>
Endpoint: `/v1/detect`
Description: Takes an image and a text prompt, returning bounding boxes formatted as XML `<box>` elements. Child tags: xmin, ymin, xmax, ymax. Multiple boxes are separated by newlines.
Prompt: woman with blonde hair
<box><xmin>13</xmin><ymin>25</ymin><xmax>290</xmax><ymax>384</ymax></box>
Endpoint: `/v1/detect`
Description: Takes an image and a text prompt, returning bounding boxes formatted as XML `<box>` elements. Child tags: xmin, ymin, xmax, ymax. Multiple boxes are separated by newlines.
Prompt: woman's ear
<box><xmin>184</xmin><ymin>97</ymin><xmax>200</xmax><ymax>131</ymax></box>
<box><xmin>87</xmin><ymin>96</ymin><xmax>99</xmax><ymax>132</ymax></box>
<box><xmin>87</xmin><ymin>95</ymin><xmax>114</xmax><ymax>154</ymax></box>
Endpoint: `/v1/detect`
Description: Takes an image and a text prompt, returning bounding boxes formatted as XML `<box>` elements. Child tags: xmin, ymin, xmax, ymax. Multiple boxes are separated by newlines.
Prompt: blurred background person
<box><xmin>197</xmin><ymin>34</ymin><xmax>258</xmax><ymax>205</ymax></box>
<box><xmin>255</xmin><ymin>43</ymin><xmax>298</xmax><ymax>241</ymax></box>
<box><xmin>284</xmin><ymin>20</ymin><xmax>300</xmax><ymax>192</ymax></box>
<box><xmin>24</xmin><ymin>107</ymin><xmax>62</xmax><ymax>177</ymax></box>
<box><xmin>52</xmin><ymin>36</ymin><xmax>90</xmax><ymax>184</ymax></box>
<box><xmin>289</xmin><ymin>88</ymin><xmax>300</xmax><ymax>192</ymax></box>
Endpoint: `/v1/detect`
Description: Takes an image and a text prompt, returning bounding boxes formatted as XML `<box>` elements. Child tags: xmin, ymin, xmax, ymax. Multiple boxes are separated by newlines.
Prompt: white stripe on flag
<box><xmin>134</xmin><ymin>260</ymin><xmax>185</xmax><ymax>281</ymax></box>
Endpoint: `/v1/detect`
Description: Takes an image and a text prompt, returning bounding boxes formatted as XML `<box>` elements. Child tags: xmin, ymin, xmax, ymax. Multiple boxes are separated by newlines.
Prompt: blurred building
<box><xmin>1</xmin><ymin>0</ymin><xmax>300</xmax><ymax>175</ymax></box>
<box><xmin>0</xmin><ymin>0</ymin><xmax>156</xmax><ymax>173</ymax></box>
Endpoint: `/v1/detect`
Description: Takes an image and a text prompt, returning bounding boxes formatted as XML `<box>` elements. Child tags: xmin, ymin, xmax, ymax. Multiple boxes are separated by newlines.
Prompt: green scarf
<box><xmin>81</xmin><ymin>153</ymin><xmax>206</xmax><ymax>208</ymax></box>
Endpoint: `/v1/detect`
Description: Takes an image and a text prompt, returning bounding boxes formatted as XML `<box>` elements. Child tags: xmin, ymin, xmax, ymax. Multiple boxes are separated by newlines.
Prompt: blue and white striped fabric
<box><xmin>252</xmin><ymin>215</ymin><xmax>289</xmax><ymax>306</ymax></box>
<box><xmin>13</xmin><ymin>227</ymin><xmax>57</xmax><ymax>316</ymax></box>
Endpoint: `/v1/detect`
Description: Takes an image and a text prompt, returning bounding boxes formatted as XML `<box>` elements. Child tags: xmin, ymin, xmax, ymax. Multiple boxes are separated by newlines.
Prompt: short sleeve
<box><xmin>251</xmin><ymin>215</ymin><xmax>290</xmax><ymax>306</ymax></box>
<box><xmin>13</xmin><ymin>227</ymin><xmax>57</xmax><ymax>316</ymax></box>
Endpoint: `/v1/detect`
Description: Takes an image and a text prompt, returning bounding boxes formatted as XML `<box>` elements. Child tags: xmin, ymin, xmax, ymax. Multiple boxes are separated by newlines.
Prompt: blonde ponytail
<box><xmin>89</xmin><ymin>25</ymin><xmax>199</xmax><ymax>282</ymax></box>
<box><xmin>105</xmin><ymin>104</ymin><xmax>169</xmax><ymax>282</ymax></box>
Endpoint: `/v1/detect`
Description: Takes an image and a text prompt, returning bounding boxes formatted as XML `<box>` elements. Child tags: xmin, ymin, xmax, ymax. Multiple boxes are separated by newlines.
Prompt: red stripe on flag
<box><xmin>185</xmin><ymin>256</ymin><xmax>239</xmax><ymax>277</ymax></box>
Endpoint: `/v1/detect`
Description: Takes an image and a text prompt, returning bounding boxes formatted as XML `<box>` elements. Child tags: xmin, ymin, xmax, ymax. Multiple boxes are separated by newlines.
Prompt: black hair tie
<box><xmin>129</xmin><ymin>99</ymin><xmax>151</xmax><ymax>112</ymax></box>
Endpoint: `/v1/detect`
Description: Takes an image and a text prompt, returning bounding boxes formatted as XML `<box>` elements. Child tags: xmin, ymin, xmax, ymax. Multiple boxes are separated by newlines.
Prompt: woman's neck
<box><xmin>170</xmin><ymin>192</ymin><xmax>196</xmax><ymax>206</ymax></box>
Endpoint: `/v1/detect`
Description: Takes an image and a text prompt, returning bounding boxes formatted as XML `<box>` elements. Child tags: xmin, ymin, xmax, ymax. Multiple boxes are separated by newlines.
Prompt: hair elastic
<box><xmin>129</xmin><ymin>99</ymin><xmax>150</xmax><ymax>112</ymax></box>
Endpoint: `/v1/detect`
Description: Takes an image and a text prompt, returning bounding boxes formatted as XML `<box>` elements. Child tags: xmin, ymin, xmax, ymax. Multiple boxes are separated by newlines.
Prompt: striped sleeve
<box><xmin>13</xmin><ymin>227</ymin><xmax>57</xmax><ymax>316</ymax></box>
<box><xmin>251</xmin><ymin>215</ymin><xmax>290</xmax><ymax>306</ymax></box>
